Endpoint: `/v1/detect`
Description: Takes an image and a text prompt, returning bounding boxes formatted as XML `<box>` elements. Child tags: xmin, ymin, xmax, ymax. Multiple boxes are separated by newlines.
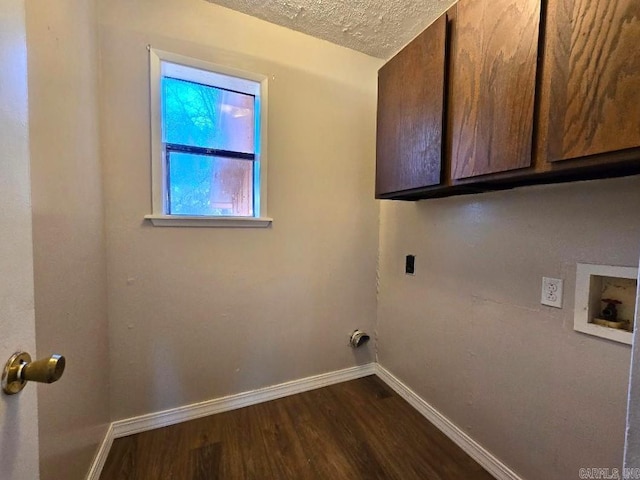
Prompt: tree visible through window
<box><xmin>162</xmin><ymin>76</ymin><xmax>257</xmax><ymax>217</ymax></box>
<box><xmin>148</xmin><ymin>49</ymin><xmax>269</xmax><ymax>226</ymax></box>
<box><xmin>146</xmin><ymin>48</ymin><xmax>268</xmax><ymax>225</ymax></box>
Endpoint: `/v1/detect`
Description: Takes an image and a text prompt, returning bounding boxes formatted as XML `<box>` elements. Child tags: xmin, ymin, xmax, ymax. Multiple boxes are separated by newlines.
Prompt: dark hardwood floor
<box><xmin>100</xmin><ymin>375</ymin><xmax>494</xmax><ymax>479</ymax></box>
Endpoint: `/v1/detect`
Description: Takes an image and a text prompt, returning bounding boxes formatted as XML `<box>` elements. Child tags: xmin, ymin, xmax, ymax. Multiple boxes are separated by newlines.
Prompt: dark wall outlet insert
<box><xmin>405</xmin><ymin>255</ymin><xmax>415</xmax><ymax>275</ymax></box>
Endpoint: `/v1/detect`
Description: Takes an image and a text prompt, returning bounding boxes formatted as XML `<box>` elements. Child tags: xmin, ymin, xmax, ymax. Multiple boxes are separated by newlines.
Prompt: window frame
<box><xmin>145</xmin><ymin>47</ymin><xmax>271</xmax><ymax>228</ymax></box>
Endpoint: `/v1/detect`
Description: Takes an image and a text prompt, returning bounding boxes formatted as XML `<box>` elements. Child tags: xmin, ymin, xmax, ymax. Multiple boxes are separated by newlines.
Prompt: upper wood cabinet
<box><xmin>449</xmin><ymin>0</ymin><xmax>541</xmax><ymax>180</ymax></box>
<box><xmin>375</xmin><ymin>16</ymin><xmax>446</xmax><ymax>197</ymax></box>
<box><xmin>538</xmin><ymin>0</ymin><xmax>640</xmax><ymax>163</ymax></box>
<box><xmin>375</xmin><ymin>0</ymin><xmax>640</xmax><ymax>200</ymax></box>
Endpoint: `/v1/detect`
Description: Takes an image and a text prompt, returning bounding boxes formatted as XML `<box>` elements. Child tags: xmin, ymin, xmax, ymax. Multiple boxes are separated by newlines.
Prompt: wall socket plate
<box><xmin>541</xmin><ymin>277</ymin><xmax>563</xmax><ymax>308</ymax></box>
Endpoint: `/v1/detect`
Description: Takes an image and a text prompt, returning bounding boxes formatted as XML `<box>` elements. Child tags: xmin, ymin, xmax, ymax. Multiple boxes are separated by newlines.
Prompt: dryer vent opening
<box><xmin>350</xmin><ymin>330</ymin><xmax>370</xmax><ymax>348</ymax></box>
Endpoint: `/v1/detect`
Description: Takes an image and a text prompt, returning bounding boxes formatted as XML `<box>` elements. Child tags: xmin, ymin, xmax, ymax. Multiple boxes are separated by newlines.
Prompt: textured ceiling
<box><xmin>205</xmin><ymin>0</ymin><xmax>457</xmax><ymax>59</ymax></box>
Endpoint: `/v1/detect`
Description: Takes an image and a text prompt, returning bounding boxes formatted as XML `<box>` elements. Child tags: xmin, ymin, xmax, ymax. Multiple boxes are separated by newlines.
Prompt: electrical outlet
<box><xmin>541</xmin><ymin>277</ymin><xmax>563</xmax><ymax>308</ymax></box>
<box><xmin>405</xmin><ymin>255</ymin><xmax>415</xmax><ymax>275</ymax></box>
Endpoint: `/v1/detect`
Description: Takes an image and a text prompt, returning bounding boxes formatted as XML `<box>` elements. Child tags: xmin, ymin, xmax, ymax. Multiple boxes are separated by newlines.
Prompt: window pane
<box><xmin>162</xmin><ymin>77</ymin><xmax>255</xmax><ymax>153</ymax></box>
<box><xmin>168</xmin><ymin>152</ymin><xmax>254</xmax><ymax>217</ymax></box>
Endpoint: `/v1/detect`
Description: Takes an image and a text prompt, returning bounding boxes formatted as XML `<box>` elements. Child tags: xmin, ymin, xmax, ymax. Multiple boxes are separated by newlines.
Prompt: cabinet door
<box><xmin>376</xmin><ymin>16</ymin><xmax>446</xmax><ymax>197</ymax></box>
<box><xmin>449</xmin><ymin>0</ymin><xmax>540</xmax><ymax>180</ymax></box>
<box><xmin>541</xmin><ymin>0</ymin><xmax>640</xmax><ymax>162</ymax></box>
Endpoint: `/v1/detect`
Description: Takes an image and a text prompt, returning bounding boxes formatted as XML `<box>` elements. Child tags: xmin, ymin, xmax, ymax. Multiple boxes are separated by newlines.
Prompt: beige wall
<box><xmin>377</xmin><ymin>175</ymin><xmax>640</xmax><ymax>480</ymax></box>
<box><xmin>26</xmin><ymin>0</ymin><xmax>111</xmax><ymax>479</ymax></box>
<box><xmin>0</xmin><ymin>1</ymin><xmax>40</xmax><ymax>478</ymax></box>
<box><xmin>99</xmin><ymin>0</ymin><xmax>382</xmax><ymax>420</ymax></box>
<box><xmin>24</xmin><ymin>3</ymin><xmax>639</xmax><ymax>478</ymax></box>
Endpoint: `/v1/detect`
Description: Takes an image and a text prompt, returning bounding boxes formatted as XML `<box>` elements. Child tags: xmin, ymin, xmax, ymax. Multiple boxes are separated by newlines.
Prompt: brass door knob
<box><xmin>1</xmin><ymin>352</ymin><xmax>66</xmax><ymax>395</ymax></box>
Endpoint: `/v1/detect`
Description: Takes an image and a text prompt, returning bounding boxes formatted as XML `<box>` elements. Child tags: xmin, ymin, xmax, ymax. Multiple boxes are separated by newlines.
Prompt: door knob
<box><xmin>2</xmin><ymin>352</ymin><xmax>66</xmax><ymax>395</ymax></box>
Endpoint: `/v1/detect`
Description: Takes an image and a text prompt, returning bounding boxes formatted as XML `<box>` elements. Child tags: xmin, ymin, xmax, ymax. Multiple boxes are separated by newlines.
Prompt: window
<box><xmin>146</xmin><ymin>48</ymin><xmax>271</xmax><ymax>227</ymax></box>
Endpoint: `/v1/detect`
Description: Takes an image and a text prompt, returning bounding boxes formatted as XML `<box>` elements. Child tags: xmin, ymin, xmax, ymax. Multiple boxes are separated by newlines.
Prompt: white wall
<box><xmin>99</xmin><ymin>0</ymin><xmax>382</xmax><ymax>420</ymax></box>
<box><xmin>377</xmin><ymin>175</ymin><xmax>640</xmax><ymax>480</ymax></box>
<box><xmin>0</xmin><ymin>1</ymin><xmax>40</xmax><ymax>478</ymax></box>
<box><xmin>26</xmin><ymin>0</ymin><xmax>111</xmax><ymax>479</ymax></box>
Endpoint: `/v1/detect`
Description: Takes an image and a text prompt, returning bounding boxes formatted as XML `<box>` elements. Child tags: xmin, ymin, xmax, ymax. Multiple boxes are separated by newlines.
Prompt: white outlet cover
<box><xmin>541</xmin><ymin>277</ymin><xmax>563</xmax><ymax>308</ymax></box>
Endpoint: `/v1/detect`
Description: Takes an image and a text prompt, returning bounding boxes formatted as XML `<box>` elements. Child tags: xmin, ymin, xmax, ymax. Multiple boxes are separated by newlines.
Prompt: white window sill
<box><xmin>144</xmin><ymin>215</ymin><xmax>273</xmax><ymax>228</ymax></box>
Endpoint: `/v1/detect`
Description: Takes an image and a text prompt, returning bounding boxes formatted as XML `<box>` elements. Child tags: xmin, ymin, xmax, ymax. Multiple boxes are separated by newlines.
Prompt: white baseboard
<box><xmin>87</xmin><ymin>362</ymin><xmax>376</xmax><ymax>478</ymax></box>
<box><xmin>375</xmin><ymin>364</ymin><xmax>523</xmax><ymax>480</ymax></box>
<box><xmin>87</xmin><ymin>362</ymin><xmax>520</xmax><ymax>480</ymax></box>
<box><xmin>112</xmin><ymin>363</ymin><xmax>376</xmax><ymax>438</ymax></box>
<box><xmin>86</xmin><ymin>423</ymin><xmax>114</xmax><ymax>480</ymax></box>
